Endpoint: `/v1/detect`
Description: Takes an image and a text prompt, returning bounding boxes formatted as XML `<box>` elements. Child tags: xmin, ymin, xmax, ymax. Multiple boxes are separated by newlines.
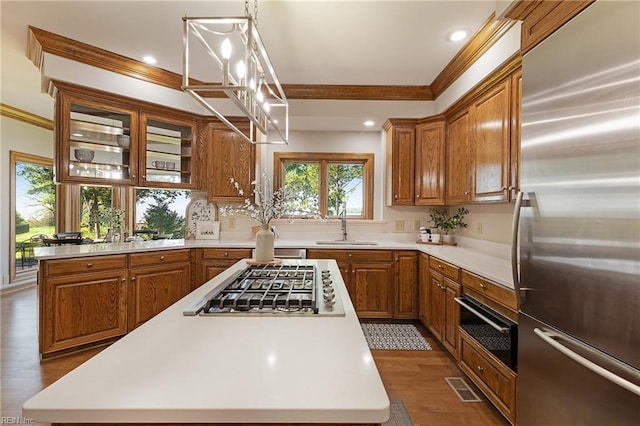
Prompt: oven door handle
<box><xmin>534</xmin><ymin>328</ymin><xmax>640</xmax><ymax>396</ymax></box>
<box><xmin>454</xmin><ymin>297</ymin><xmax>511</xmax><ymax>334</ymax></box>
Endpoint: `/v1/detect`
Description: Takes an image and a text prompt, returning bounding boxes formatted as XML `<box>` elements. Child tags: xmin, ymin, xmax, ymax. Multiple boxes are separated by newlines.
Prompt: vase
<box><xmin>442</xmin><ymin>234</ymin><xmax>455</xmax><ymax>244</ymax></box>
<box><xmin>105</xmin><ymin>229</ymin><xmax>114</xmax><ymax>243</ymax></box>
<box><xmin>254</xmin><ymin>224</ymin><xmax>274</xmax><ymax>262</ymax></box>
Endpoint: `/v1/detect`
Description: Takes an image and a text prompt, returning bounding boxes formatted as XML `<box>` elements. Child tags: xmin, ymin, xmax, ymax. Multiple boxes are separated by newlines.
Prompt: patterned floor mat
<box><xmin>383</xmin><ymin>400</ymin><xmax>414</xmax><ymax>426</ymax></box>
<box><xmin>361</xmin><ymin>323</ymin><xmax>432</xmax><ymax>350</ymax></box>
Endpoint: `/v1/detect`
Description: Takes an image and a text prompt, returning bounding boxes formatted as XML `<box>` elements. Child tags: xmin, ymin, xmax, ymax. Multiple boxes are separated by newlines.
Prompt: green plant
<box><xmin>97</xmin><ymin>207</ymin><xmax>126</xmax><ymax>231</ymax></box>
<box><xmin>429</xmin><ymin>207</ymin><xmax>469</xmax><ymax>235</ymax></box>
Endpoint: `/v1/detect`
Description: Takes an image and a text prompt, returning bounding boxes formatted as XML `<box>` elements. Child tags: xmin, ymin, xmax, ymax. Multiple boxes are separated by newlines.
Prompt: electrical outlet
<box><xmin>2</xmin><ymin>275</ymin><xmax>9</xmax><ymax>284</ymax></box>
<box><xmin>476</xmin><ymin>223</ymin><xmax>483</xmax><ymax>235</ymax></box>
<box><xmin>394</xmin><ymin>220</ymin><xmax>405</xmax><ymax>232</ymax></box>
<box><xmin>414</xmin><ymin>220</ymin><xmax>421</xmax><ymax>231</ymax></box>
<box><xmin>228</xmin><ymin>217</ymin><xmax>236</xmax><ymax>230</ymax></box>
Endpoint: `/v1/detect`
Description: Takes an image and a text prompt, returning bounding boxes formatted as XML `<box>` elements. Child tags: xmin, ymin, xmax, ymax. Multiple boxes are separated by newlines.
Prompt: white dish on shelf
<box><xmin>116</xmin><ymin>134</ymin><xmax>130</xmax><ymax>148</ymax></box>
<box><xmin>74</xmin><ymin>149</ymin><xmax>95</xmax><ymax>163</ymax></box>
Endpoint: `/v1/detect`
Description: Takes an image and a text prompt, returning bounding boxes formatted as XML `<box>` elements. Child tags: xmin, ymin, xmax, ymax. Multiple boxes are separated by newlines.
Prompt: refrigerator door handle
<box><xmin>534</xmin><ymin>328</ymin><xmax>640</xmax><ymax>397</ymax></box>
<box><xmin>511</xmin><ymin>191</ymin><xmax>525</xmax><ymax>307</ymax></box>
<box><xmin>454</xmin><ymin>297</ymin><xmax>510</xmax><ymax>333</ymax></box>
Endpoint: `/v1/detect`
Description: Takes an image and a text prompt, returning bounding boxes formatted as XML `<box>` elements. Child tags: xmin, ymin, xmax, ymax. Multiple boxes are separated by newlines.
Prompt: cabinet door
<box><xmin>418</xmin><ymin>253</ymin><xmax>430</xmax><ymax>326</ymax></box>
<box><xmin>139</xmin><ymin>113</ymin><xmax>196</xmax><ymax>189</ymax></box>
<box><xmin>206</xmin><ymin>127</ymin><xmax>255</xmax><ymax>202</ymax></box>
<box><xmin>443</xmin><ymin>277</ymin><xmax>461</xmax><ymax>359</ymax></box>
<box><xmin>128</xmin><ymin>262</ymin><xmax>191</xmax><ymax>330</ymax></box>
<box><xmin>446</xmin><ymin>111</ymin><xmax>471</xmax><ymax>204</ymax></box>
<box><xmin>509</xmin><ymin>69</ymin><xmax>522</xmax><ymax>201</ymax></box>
<box><xmin>415</xmin><ymin>121</ymin><xmax>446</xmax><ymax>206</ymax></box>
<box><xmin>387</xmin><ymin>125</ymin><xmax>415</xmax><ymax>206</ymax></box>
<box><xmin>428</xmin><ymin>269</ymin><xmax>445</xmax><ymax>341</ymax></box>
<box><xmin>351</xmin><ymin>262</ymin><xmax>394</xmax><ymax>318</ymax></box>
<box><xmin>56</xmin><ymin>92</ymin><xmax>138</xmax><ymax>185</ymax></box>
<box><xmin>42</xmin><ymin>270</ymin><xmax>128</xmax><ymax>355</ymax></box>
<box><xmin>471</xmin><ymin>79</ymin><xmax>511</xmax><ymax>202</ymax></box>
<box><xmin>394</xmin><ymin>251</ymin><xmax>418</xmax><ymax>319</ymax></box>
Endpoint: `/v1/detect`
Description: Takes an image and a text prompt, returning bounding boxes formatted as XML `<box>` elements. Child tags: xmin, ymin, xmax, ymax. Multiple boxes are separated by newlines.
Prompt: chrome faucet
<box><xmin>340</xmin><ymin>200</ymin><xmax>348</xmax><ymax>241</ymax></box>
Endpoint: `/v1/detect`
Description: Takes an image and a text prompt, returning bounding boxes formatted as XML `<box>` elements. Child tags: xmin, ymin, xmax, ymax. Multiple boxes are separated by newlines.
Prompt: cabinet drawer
<box><xmin>44</xmin><ymin>255</ymin><xmax>128</xmax><ymax>276</ymax></box>
<box><xmin>461</xmin><ymin>270</ymin><xmax>517</xmax><ymax>312</ymax></box>
<box><xmin>308</xmin><ymin>249</ymin><xmax>392</xmax><ymax>262</ymax></box>
<box><xmin>459</xmin><ymin>329</ymin><xmax>516</xmax><ymax>424</ymax></box>
<box><xmin>201</xmin><ymin>248</ymin><xmax>252</xmax><ymax>260</ymax></box>
<box><xmin>429</xmin><ymin>257</ymin><xmax>460</xmax><ymax>281</ymax></box>
<box><xmin>129</xmin><ymin>249</ymin><xmax>190</xmax><ymax>268</ymax></box>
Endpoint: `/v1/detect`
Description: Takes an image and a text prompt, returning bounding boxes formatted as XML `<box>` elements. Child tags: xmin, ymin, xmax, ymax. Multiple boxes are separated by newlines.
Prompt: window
<box><xmin>135</xmin><ymin>189</ymin><xmax>190</xmax><ymax>238</ymax></box>
<box><xmin>274</xmin><ymin>153</ymin><xmax>374</xmax><ymax>219</ymax></box>
<box><xmin>80</xmin><ymin>185</ymin><xmax>112</xmax><ymax>239</ymax></box>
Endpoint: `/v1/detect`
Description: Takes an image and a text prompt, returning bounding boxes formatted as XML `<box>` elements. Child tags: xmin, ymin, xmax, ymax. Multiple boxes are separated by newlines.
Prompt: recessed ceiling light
<box><xmin>449</xmin><ymin>30</ymin><xmax>468</xmax><ymax>42</ymax></box>
<box><xmin>143</xmin><ymin>55</ymin><xmax>157</xmax><ymax>65</ymax></box>
<box><xmin>363</xmin><ymin>120</ymin><xmax>375</xmax><ymax>127</ymax></box>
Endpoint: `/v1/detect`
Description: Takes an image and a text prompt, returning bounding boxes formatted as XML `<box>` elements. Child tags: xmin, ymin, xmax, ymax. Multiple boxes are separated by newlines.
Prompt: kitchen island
<box><xmin>23</xmin><ymin>259</ymin><xmax>390</xmax><ymax>425</ymax></box>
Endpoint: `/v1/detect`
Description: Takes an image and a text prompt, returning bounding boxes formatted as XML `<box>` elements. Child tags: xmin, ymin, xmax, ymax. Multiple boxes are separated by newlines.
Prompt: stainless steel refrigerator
<box><xmin>514</xmin><ymin>1</ymin><xmax>640</xmax><ymax>424</ymax></box>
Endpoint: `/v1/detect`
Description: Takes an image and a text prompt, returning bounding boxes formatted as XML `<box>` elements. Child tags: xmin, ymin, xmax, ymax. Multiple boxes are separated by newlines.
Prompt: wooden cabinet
<box><xmin>394</xmin><ymin>251</ymin><xmax>418</xmax><ymax>319</ymax></box>
<box><xmin>128</xmin><ymin>250</ymin><xmax>191</xmax><ymax>330</ymax></box>
<box><xmin>384</xmin><ymin>119</ymin><xmax>417</xmax><ymax>206</ymax></box>
<box><xmin>414</xmin><ymin>119</ymin><xmax>446</xmax><ymax>206</ymax></box>
<box><xmin>470</xmin><ymin>78</ymin><xmax>511</xmax><ymax>202</ymax></box>
<box><xmin>195</xmin><ymin>248</ymin><xmax>252</xmax><ymax>288</ymax></box>
<box><xmin>39</xmin><ymin>255</ymin><xmax>128</xmax><ymax>357</ymax></box>
<box><xmin>53</xmin><ymin>83</ymin><xmax>198</xmax><ymax>189</ymax></box>
<box><xmin>307</xmin><ymin>249</ymin><xmax>395</xmax><ymax>318</ymax></box>
<box><xmin>206</xmin><ymin>125</ymin><xmax>255</xmax><ymax>203</ymax></box>
<box><xmin>418</xmin><ymin>253</ymin><xmax>430</xmax><ymax>325</ymax></box>
<box><xmin>459</xmin><ymin>329</ymin><xmax>517</xmax><ymax>424</ymax></box>
<box><xmin>445</xmin><ymin>110</ymin><xmax>471</xmax><ymax>204</ymax></box>
<box><xmin>426</xmin><ymin>256</ymin><xmax>461</xmax><ymax>359</ymax></box>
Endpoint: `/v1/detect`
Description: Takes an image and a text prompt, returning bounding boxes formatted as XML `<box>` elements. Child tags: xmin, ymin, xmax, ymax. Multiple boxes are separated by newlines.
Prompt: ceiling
<box><xmin>1</xmin><ymin>1</ymin><xmax>500</xmax><ymax>131</ymax></box>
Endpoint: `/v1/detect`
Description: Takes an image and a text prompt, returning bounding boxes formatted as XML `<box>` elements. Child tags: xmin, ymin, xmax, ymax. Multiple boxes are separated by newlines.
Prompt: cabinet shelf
<box><xmin>146</xmin><ymin>131</ymin><xmax>192</xmax><ymax>144</ymax></box>
<box><xmin>71</xmin><ymin>118</ymin><xmax>129</xmax><ymax>135</ymax></box>
<box><xmin>71</xmin><ymin>140</ymin><xmax>126</xmax><ymax>153</ymax></box>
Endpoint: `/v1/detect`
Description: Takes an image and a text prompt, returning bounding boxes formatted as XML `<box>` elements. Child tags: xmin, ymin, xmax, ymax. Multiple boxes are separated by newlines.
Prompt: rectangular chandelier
<box><xmin>182</xmin><ymin>16</ymin><xmax>289</xmax><ymax>144</ymax></box>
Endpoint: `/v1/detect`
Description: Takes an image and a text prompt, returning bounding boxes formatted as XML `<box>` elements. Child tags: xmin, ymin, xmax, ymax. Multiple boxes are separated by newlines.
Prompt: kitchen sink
<box><xmin>315</xmin><ymin>240</ymin><xmax>379</xmax><ymax>246</ymax></box>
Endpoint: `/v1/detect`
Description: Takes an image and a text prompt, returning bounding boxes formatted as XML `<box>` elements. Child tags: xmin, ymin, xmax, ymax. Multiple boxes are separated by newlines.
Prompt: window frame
<box><xmin>274</xmin><ymin>152</ymin><xmax>374</xmax><ymax>219</ymax></box>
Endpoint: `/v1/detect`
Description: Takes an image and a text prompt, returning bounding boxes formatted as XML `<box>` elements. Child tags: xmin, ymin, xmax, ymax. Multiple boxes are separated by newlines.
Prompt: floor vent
<box><xmin>445</xmin><ymin>377</ymin><xmax>483</xmax><ymax>402</ymax></box>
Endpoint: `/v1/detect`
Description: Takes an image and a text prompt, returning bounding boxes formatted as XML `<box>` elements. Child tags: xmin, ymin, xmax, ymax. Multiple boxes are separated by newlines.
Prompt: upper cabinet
<box><xmin>415</xmin><ymin>118</ymin><xmax>446</xmax><ymax>206</ymax></box>
<box><xmin>54</xmin><ymin>83</ymin><xmax>198</xmax><ymax>189</ymax></box>
<box><xmin>446</xmin><ymin>110</ymin><xmax>472</xmax><ymax>204</ymax></box>
<box><xmin>384</xmin><ymin>120</ymin><xmax>416</xmax><ymax>206</ymax></box>
<box><xmin>205</xmin><ymin>124</ymin><xmax>256</xmax><ymax>203</ymax></box>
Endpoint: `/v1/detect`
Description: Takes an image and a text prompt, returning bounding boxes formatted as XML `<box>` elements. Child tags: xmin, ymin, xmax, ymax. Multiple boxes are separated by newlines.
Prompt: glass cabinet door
<box><xmin>58</xmin><ymin>94</ymin><xmax>138</xmax><ymax>185</ymax></box>
<box><xmin>140</xmin><ymin>114</ymin><xmax>195</xmax><ymax>188</ymax></box>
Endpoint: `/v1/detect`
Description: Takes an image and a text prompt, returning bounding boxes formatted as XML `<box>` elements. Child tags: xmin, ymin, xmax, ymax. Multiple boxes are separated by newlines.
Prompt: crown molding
<box><xmin>430</xmin><ymin>13</ymin><xmax>516</xmax><ymax>98</ymax></box>
<box><xmin>0</xmin><ymin>103</ymin><xmax>54</xmax><ymax>130</ymax></box>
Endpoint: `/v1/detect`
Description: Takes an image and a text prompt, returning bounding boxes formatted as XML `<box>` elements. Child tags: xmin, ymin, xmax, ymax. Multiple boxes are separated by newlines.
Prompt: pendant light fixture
<box><xmin>182</xmin><ymin>0</ymin><xmax>288</xmax><ymax>144</ymax></box>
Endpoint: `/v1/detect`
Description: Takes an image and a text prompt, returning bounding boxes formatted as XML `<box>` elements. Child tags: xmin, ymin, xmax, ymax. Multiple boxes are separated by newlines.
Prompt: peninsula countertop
<box><xmin>23</xmin><ymin>259</ymin><xmax>390</xmax><ymax>424</ymax></box>
<box><xmin>34</xmin><ymin>237</ymin><xmax>514</xmax><ymax>289</ymax></box>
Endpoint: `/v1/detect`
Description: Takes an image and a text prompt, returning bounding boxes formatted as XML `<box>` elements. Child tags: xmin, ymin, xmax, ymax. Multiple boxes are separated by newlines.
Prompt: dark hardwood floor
<box><xmin>1</xmin><ymin>286</ymin><xmax>507</xmax><ymax>426</ymax></box>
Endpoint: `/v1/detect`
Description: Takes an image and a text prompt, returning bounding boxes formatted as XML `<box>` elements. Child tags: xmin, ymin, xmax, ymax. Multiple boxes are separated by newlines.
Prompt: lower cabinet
<box><xmin>459</xmin><ymin>328</ymin><xmax>517</xmax><ymax>424</ymax></box>
<box><xmin>418</xmin><ymin>253</ymin><xmax>430</xmax><ymax>324</ymax></box>
<box><xmin>308</xmin><ymin>249</ymin><xmax>395</xmax><ymax>318</ymax></box>
<box><xmin>40</xmin><ymin>255</ymin><xmax>129</xmax><ymax>357</ymax></box>
<box><xmin>395</xmin><ymin>251</ymin><xmax>418</xmax><ymax>319</ymax></box>
<box><xmin>196</xmin><ymin>248</ymin><xmax>253</xmax><ymax>288</ymax></box>
<box><xmin>425</xmin><ymin>256</ymin><xmax>461</xmax><ymax>359</ymax></box>
<box><xmin>128</xmin><ymin>250</ymin><xmax>191</xmax><ymax>330</ymax></box>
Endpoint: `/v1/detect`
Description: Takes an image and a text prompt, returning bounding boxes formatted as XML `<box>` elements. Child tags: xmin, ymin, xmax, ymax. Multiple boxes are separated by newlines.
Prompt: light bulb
<box><xmin>263</xmin><ymin>102</ymin><xmax>271</xmax><ymax>112</ymax></box>
<box><xmin>236</xmin><ymin>60</ymin><xmax>246</xmax><ymax>79</ymax></box>
<box><xmin>256</xmin><ymin>90</ymin><xmax>264</xmax><ymax>103</ymax></box>
<box><xmin>221</xmin><ymin>39</ymin><xmax>232</xmax><ymax>59</ymax></box>
<box><xmin>249</xmin><ymin>79</ymin><xmax>256</xmax><ymax>91</ymax></box>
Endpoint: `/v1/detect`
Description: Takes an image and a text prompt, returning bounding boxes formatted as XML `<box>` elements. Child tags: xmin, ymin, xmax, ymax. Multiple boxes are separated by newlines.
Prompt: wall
<box><xmin>0</xmin><ymin>116</ymin><xmax>54</xmax><ymax>283</ymax></box>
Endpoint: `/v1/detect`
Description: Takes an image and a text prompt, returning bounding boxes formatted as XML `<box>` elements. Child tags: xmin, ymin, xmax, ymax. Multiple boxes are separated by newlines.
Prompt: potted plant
<box><xmin>97</xmin><ymin>207</ymin><xmax>126</xmax><ymax>242</ymax></box>
<box><xmin>429</xmin><ymin>207</ymin><xmax>469</xmax><ymax>244</ymax></box>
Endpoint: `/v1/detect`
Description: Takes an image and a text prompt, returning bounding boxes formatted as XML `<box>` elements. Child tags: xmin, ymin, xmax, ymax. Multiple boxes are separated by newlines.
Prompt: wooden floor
<box><xmin>1</xmin><ymin>287</ymin><xmax>507</xmax><ymax>426</ymax></box>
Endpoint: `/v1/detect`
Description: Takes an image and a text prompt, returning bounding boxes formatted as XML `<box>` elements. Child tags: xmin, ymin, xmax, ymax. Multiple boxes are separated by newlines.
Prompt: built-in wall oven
<box><xmin>456</xmin><ymin>295</ymin><xmax>518</xmax><ymax>371</ymax></box>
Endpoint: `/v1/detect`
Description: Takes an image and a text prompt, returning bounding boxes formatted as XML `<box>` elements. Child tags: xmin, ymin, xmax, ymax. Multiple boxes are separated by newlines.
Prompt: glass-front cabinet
<box><xmin>57</xmin><ymin>95</ymin><xmax>139</xmax><ymax>185</ymax></box>
<box><xmin>140</xmin><ymin>114</ymin><xmax>194</xmax><ymax>188</ymax></box>
<box><xmin>55</xmin><ymin>86</ymin><xmax>197</xmax><ymax>189</ymax></box>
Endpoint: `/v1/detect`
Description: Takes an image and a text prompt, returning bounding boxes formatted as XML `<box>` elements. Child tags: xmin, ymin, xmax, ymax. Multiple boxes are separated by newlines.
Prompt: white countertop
<box><xmin>23</xmin><ymin>259</ymin><xmax>390</xmax><ymax>424</ymax></box>
<box><xmin>35</xmin><ymin>238</ymin><xmax>514</xmax><ymax>290</ymax></box>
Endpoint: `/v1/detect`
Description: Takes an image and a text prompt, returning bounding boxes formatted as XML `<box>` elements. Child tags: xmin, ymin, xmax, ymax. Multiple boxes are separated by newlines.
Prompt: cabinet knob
<box><xmin>160</xmin><ymin>255</ymin><xmax>165</xmax><ymax>260</ymax></box>
<box><xmin>121</xmin><ymin>278</ymin><xmax>126</xmax><ymax>282</ymax></box>
<box><xmin>132</xmin><ymin>174</ymin><xmax>136</xmax><ymax>178</ymax></box>
<box><xmin>131</xmin><ymin>276</ymin><xmax>136</xmax><ymax>281</ymax></box>
<box><xmin>416</xmin><ymin>195</ymin><xmax>420</xmax><ymax>198</ymax></box>
<box><xmin>477</xmin><ymin>365</ymin><xmax>484</xmax><ymax>372</ymax></box>
<box><xmin>501</xmin><ymin>186</ymin><xmax>507</xmax><ymax>191</ymax></box>
<box><xmin>143</xmin><ymin>175</ymin><xmax>146</xmax><ymax>179</ymax></box>
<box><xmin>464</xmin><ymin>191</ymin><xmax>470</xmax><ymax>195</ymax></box>
<box><xmin>86</xmin><ymin>263</ymin><xmax>93</xmax><ymax>268</ymax></box>
<box><xmin>348</xmin><ymin>253</ymin><xmax>352</xmax><ymax>258</ymax></box>
<box><xmin>394</xmin><ymin>195</ymin><xmax>398</xmax><ymax>199</ymax></box>
<box><xmin>224</xmin><ymin>252</ymin><xmax>229</xmax><ymax>257</ymax></box>
<box><xmin>480</xmin><ymin>283</ymin><xmax>487</xmax><ymax>289</ymax></box>
<box><xmin>438</xmin><ymin>264</ymin><xmax>443</xmax><ymax>269</ymax></box>
<box><xmin>508</xmin><ymin>186</ymin><xmax>515</xmax><ymax>191</ymax></box>
<box><xmin>395</xmin><ymin>257</ymin><xmax>399</xmax><ymax>262</ymax></box>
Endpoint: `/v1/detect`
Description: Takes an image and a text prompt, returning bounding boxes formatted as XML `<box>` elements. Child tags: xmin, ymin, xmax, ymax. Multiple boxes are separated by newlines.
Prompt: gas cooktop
<box><xmin>183</xmin><ymin>263</ymin><xmax>345</xmax><ymax>316</ymax></box>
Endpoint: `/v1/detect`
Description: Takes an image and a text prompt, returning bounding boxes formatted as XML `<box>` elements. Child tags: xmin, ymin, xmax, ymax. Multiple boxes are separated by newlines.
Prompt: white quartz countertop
<box><xmin>35</xmin><ymin>238</ymin><xmax>514</xmax><ymax>289</ymax></box>
<box><xmin>23</xmin><ymin>259</ymin><xmax>390</xmax><ymax>424</ymax></box>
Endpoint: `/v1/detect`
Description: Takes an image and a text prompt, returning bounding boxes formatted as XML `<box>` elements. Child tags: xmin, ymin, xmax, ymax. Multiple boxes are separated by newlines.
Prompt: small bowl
<box><xmin>116</xmin><ymin>134</ymin><xmax>130</xmax><ymax>148</ymax></box>
<box><xmin>74</xmin><ymin>149</ymin><xmax>95</xmax><ymax>163</ymax></box>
